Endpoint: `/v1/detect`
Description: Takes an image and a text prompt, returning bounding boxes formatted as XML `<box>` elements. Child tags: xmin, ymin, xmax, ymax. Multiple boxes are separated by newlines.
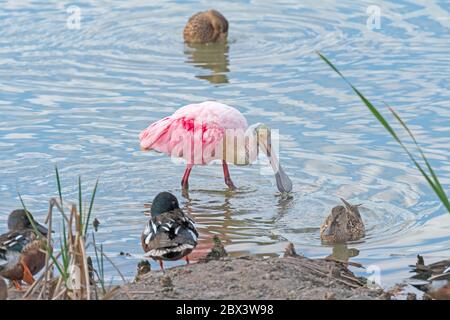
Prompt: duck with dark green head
<box><xmin>0</xmin><ymin>209</ymin><xmax>49</xmax><ymax>290</ymax></box>
<box><xmin>141</xmin><ymin>192</ymin><xmax>198</xmax><ymax>270</ymax></box>
<box><xmin>320</xmin><ymin>199</ymin><xmax>365</xmax><ymax>244</ymax></box>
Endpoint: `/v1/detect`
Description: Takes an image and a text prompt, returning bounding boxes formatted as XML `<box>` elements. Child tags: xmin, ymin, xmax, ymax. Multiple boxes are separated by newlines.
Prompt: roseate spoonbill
<box><xmin>142</xmin><ymin>192</ymin><xmax>198</xmax><ymax>270</ymax></box>
<box><xmin>0</xmin><ymin>210</ymin><xmax>49</xmax><ymax>290</ymax></box>
<box><xmin>183</xmin><ymin>10</ymin><xmax>228</xmax><ymax>44</ymax></box>
<box><xmin>139</xmin><ymin>101</ymin><xmax>292</xmax><ymax>193</ymax></box>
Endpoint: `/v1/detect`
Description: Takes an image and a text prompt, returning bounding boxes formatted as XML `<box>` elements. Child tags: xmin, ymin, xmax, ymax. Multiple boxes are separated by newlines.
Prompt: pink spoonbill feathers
<box><xmin>139</xmin><ymin>101</ymin><xmax>292</xmax><ymax>193</ymax></box>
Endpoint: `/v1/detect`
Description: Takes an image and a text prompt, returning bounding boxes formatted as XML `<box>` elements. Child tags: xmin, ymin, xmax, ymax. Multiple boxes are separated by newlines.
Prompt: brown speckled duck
<box><xmin>141</xmin><ymin>192</ymin><xmax>198</xmax><ymax>270</ymax></box>
<box><xmin>320</xmin><ymin>199</ymin><xmax>365</xmax><ymax>244</ymax></box>
<box><xmin>183</xmin><ymin>10</ymin><xmax>228</xmax><ymax>44</ymax></box>
<box><xmin>0</xmin><ymin>210</ymin><xmax>49</xmax><ymax>290</ymax></box>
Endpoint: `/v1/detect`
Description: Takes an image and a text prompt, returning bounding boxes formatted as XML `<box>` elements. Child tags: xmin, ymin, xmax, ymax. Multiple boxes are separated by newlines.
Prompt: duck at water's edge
<box><xmin>0</xmin><ymin>277</ymin><xmax>6</xmax><ymax>300</ymax></box>
<box><xmin>320</xmin><ymin>199</ymin><xmax>365</xmax><ymax>244</ymax></box>
<box><xmin>141</xmin><ymin>192</ymin><xmax>199</xmax><ymax>270</ymax></box>
<box><xmin>183</xmin><ymin>10</ymin><xmax>228</xmax><ymax>44</ymax></box>
<box><xmin>0</xmin><ymin>210</ymin><xmax>49</xmax><ymax>290</ymax></box>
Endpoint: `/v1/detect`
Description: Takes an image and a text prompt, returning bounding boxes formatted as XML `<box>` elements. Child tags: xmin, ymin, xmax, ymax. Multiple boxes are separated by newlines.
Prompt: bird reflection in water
<box><xmin>184</xmin><ymin>42</ymin><xmax>230</xmax><ymax>84</ymax></box>
<box><xmin>327</xmin><ymin>243</ymin><xmax>360</xmax><ymax>263</ymax></box>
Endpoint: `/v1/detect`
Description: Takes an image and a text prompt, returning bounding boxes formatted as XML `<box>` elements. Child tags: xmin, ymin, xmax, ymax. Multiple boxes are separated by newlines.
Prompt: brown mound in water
<box><xmin>111</xmin><ymin>254</ymin><xmax>387</xmax><ymax>300</ymax></box>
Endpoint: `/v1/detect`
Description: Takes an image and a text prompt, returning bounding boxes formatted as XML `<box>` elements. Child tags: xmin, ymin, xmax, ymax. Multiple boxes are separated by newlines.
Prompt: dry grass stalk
<box><xmin>17</xmin><ymin>169</ymin><xmax>126</xmax><ymax>300</ymax></box>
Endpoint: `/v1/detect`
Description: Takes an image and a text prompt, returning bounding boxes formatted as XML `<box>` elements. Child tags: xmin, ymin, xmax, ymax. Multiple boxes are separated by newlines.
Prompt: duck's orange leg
<box><xmin>158</xmin><ymin>259</ymin><xmax>165</xmax><ymax>271</ymax></box>
<box><xmin>185</xmin><ymin>255</ymin><xmax>190</xmax><ymax>265</ymax></box>
<box><xmin>21</xmin><ymin>261</ymin><xmax>35</xmax><ymax>285</ymax></box>
<box><xmin>13</xmin><ymin>280</ymin><xmax>23</xmax><ymax>291</ymax></box>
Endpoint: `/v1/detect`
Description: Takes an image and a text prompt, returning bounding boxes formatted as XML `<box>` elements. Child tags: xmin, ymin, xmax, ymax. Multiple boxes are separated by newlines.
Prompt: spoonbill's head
<box><xmin>150</xmin><ymin>192</ymin><xmax>180</xmax><ymax>216</ymax></box>
<box><xmin>7</xmin><ymin>209</ymin><xmax>48</xmax><ymax>235</ymax></box>
<box><xmin>246</xmin><ymin>123</ymin><xmax>293</xmax><ymax>193</ymax></box>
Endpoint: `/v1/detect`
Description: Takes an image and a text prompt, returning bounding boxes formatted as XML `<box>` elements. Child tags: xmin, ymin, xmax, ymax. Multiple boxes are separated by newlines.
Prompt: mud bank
<box><xmin>111</xmin><ymin>254</ymin><xmax>388</xmax><ymax>300</ymax></box>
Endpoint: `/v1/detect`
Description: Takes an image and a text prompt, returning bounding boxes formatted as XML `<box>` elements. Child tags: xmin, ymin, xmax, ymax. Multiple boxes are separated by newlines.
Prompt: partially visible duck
<box><xmin>0</xmin><ymin>277</ymin><xmax>6</xmax><ymax>300</ymax></box>
<box><xmin>0</xmin><ymin>210</ymin><xmax>49</xmax><ymax>290</ymax></box>
<box><xmin>410</xmin><ymin>255</ymin><xmax>450</xmax><ymax>300</ymax></box>
<box><xmin>141</xmin><ymin>192</ymin><xmax>198</xmax><ymax>270</ymax></box>
<box><xmin>320</xmin><ymin>199</ymin><xmax>365</xmax><ymax>244</ymax></box>
<box><xmin>411</xmin><ymin>255</ymin><xmax>450</xmax><ymax>281</ymax></box>
<box><xmin>183</xmin><ymin>10</ymin><xmax>228</xmax><ymax>44</ymax></box>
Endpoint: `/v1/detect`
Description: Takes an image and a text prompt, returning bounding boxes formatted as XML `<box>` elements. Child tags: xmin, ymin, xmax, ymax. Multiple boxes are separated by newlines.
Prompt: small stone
<box><xmin>324</xmin><ymin>291</ymin><xmax>336</xmax><ymax>300</ymax></box>
<box><xmin>284</xmin><ymin>242</ymin><xmax>300</xmax><ymax>257</ymax></box>
<box><xmin>406</xmin><ymin>292</ymin><xmax>417</xmax><ymax>300</ymax></box>
<box><xmin>329</xmin><ymin>266</ymin><xmax>341</xmax><ymax>278</ymax></box>
<box><xmin>422</xmin><ymin>293</ymin><xmax>433</xmax><ymax>300</ymax></box>
<box><xmin>160</xmin><ymin>275</ymin><xmax>173</xmax><ymax>288</ymax></box>
<box><xmin>137</xmin><ymin>260</ymin><xmax>151</xmax><ymax>277</ymax></box>
<box><xmin>201</xmin><ymin>236</ymin><xmax>227</xmax><ymax>262</ymax></box>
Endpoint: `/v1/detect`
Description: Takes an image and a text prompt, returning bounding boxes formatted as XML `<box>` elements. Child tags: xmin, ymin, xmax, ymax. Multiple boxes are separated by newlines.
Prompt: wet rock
<box><xmin>422</xmin><ymin>293</ymin><xmax>433</xmax><ymax>300</ymax></box>
<box><xmin>284</xmin><ymin>242</ymin><xmax>300</xmax><ymax>257</ymax></box>
<box><xmin>119</xmin><ymin>251</ymin><xmax>131</xmax><ymax>257</ymax></box>
<box><xmin>406</xmin><ymin>293</ymin><xmax>417</xmax><ymax>300</ymax></box>
<box><xmin>329</xmin><ymin>266</ymin><xmax>341</xmax><ymax>278</ymax></box>
<box><xmin>160</xmin><ymin>275</ymin><xmax>173</xmax><ymax>288</ymax></box>
<box><xmin>135</xmin><ymin>260</ymin><xmax>151</xmax><ymax>281</ymax></box>
<box><xmin>324</xmin><ymin>291</ymin><xmax>336</xmax><ymax>300</ymax></box>
<box><xmin>201</xmin><ymin>236</ymin><xmax>228</xmax><ymax>262</ymax></box>
<box><xmin>223</xmin><ymin>265</ymin><xmax>233</xmax><ymax>272</ymax></box>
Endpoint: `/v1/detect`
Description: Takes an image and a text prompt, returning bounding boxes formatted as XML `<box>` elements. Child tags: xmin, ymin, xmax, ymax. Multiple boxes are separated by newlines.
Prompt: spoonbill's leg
<box><xmin>181</xmin><ymin>164</ymin><xmax>194</xmax><ymax>190</ymax></box>
<box><xmin>222</xmin><ymin>160</ymin><xmax>237</xmax><ymax>190</ymax></box>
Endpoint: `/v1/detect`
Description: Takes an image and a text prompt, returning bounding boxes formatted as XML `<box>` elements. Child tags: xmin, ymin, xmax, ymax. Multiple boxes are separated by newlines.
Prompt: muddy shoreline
<box><xmin>110</xmin><ymin>254</ymin><xmax>388</xmax><ymax>300</ymax></box>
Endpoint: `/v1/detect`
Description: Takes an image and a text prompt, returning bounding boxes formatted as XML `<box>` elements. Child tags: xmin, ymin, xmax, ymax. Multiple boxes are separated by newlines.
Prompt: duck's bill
<box><xmin>258</xmin><ymin>129</ymin><xmax>292</xmax><ymax>193</ymax></box>
<box><xmin>36</xmin><ymin>222</ymin><xmax>49</xmax><ymax>236</ymax></box>
<box><xmin>321</xmin><ymin>225</ymin><xmax>333</xmax><ymax>237</ymax></box>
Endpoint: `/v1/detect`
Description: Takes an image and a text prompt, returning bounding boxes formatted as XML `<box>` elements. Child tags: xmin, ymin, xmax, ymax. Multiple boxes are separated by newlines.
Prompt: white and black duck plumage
<box><xmin>141</xmin><ymin>192</ymin><xmax>198</xmax><ymax>270</ymax></box>
<box><xmin>0</xmin><ymin>209</ymin><xmax>48</xmax><ymax>290</ymax></box>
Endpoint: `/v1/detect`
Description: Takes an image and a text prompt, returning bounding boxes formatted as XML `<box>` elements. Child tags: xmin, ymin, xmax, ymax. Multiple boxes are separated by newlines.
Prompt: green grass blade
<box><xmin>61</xmin><ymin>220</ymin><xmax>69</xmax><ymax>271</ymax></box>
<box><xmin>318</xmin><ymin>51</ymin><xmax>449</xmax><ymax>212</ymax></box>
<box><xmin>49</xmin><ymin>252</ymin><xmax>67</xmax><ymax>282</ymax></box>
<box><xmin>388</xmin><ymin>107</ymin><xmax>450</xmax><ymax>211</ymax></box>
<box><xmin>317</xmin><ymin>52</ymin><xmax>400</xmax><ymax>142</ymax></box>
<box><xmin>55</xmin><ymin>166</ymin><xmax>64</xmax><ymax>212</ymax></box>
<box><xmin>92</xmin><ymin>233</ymin><xmax>106</xmax><ymax>293</ymax></box>
<box><xmin>17</xmin><ymin>192</ymin><xmax>44</xmax><ymax>239</ymax></box>
<box><xmin>84</xmin><ymin>178</ymin><xmax>99</xmax><ymax>236</ymax></box>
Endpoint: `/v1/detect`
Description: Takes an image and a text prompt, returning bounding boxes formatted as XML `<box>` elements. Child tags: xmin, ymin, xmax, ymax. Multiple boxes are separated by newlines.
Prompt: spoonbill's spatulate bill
<box><xmin>139</xmin><ymin>101</ymin><xmax>292</xmax><ymax>193</ymax></box>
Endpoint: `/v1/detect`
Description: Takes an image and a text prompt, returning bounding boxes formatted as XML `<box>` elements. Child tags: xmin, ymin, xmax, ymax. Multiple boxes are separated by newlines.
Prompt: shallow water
<box><xmin>0</xmin><ymin>0</ymin><xmax>449</xmax><ymax>288</ymax></box>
